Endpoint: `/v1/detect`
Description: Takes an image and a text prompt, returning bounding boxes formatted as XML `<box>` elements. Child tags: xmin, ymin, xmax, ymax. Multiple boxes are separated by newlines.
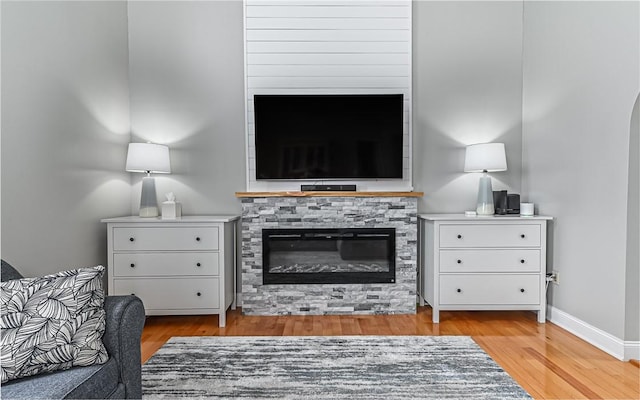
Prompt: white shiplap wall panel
<box><xmin>248</xmin><ymin>53</ymin><xmax>409</xmax><ymax>65</ymax></box>
<box><xmin>246</xmin><ymin>5</ymin><xmax>410</xmax><ymax>18</ymax></box>
<box><xmin>246</xmin><ymin>17</ymin><xmax>408</xmax><ymax>30</ymax></box>
<box><xmin>244</xmin><ymin>0</ymin><xmax>412</xmax><ymax>192</ymax></box>
<box><xmin>247</xmin><ymin>64</ymin><xmax>409</xmax><ymax>77</ymax></box>
<box><xmin>247</xmin><ymin>41</ymin><xmax>408</xmax><ymax>53</ymax></box>
<box><xmin>248</xmin><ymin>77</ymin><xmax>409</xmax><ymax>88</ymax></box>
<box><xmin>246</xmin><ymin>29</ymin><xmax>410</xmax><ymax>42</ymax></box>
<box><xmin>248</xmin><ymin>1</ymin><xmax>411</xmax><ymax>7</ymax></box>
<box><xmin>247</xmin><ymin>88</ymin><xmax>411</xmax><ymax>96</ymax></box>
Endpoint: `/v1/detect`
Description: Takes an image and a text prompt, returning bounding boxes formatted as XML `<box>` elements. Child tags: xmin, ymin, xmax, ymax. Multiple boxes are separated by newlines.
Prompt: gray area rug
<box><xmin>142</xmin><ymin>336</ymin><xmax>532</xmax><ymax>399</ymax></box>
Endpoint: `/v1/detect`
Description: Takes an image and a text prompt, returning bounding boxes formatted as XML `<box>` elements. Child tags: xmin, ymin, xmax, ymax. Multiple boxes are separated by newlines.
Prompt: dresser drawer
<box><xmin>440</xmin><ymin>249</ymin><xmax>541</xmax><ymax>272</ymax></box>
<box><xmin>112</xmin><ymin>278</ymin><xmax>220</xmax><ymax>310</ymax></box>
<box><xmin>113</xmin><ymin>252</ymin><xmax>219</xmax><ymax>277</ymax></box>
<box><xmin>113</xmin><ymin>227</ymin><xmax>218</xmax><ymax>251</ymax></box>
<box><xmin>439</xmin><ymin>224</ymin><xmax>541</xmax><ymax>248</ymax></box>
<box><xmin>439</xmin><ymin>274</ymin><xmax>540</xmax><ymax>305</ymax></box>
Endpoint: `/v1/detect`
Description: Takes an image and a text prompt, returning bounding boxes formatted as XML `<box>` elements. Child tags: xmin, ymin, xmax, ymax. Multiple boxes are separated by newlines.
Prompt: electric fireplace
<box><xmin>262</xmin><ymin>228</ymin><xmax>396</xmax><ymax>285</ymax></box>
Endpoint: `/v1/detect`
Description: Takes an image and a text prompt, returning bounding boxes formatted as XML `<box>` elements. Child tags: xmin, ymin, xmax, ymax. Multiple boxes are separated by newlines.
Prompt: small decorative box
<box><xmin>161</xmin><ymin>201</ymin><xmax>182</xmax><ymax>219</ymax></box>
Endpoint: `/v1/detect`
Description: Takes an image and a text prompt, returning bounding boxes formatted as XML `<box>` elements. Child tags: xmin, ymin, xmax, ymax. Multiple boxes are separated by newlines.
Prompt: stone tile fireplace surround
<box><xmin>237</xmin><ymin>192</ymin><xmax>421</xmax><ymax>316</ymax></box>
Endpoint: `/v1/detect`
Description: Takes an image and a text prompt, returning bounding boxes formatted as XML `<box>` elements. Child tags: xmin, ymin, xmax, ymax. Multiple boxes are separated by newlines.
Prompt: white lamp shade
<box><xmin>464</xmin><ymin>143</ymin><xmax>507</xmax><ymax>172</ymax></box>
<box><xmin>125</xmin><ymin>143</ymin><xmax>171</xmax><ymax>174</ymax></box>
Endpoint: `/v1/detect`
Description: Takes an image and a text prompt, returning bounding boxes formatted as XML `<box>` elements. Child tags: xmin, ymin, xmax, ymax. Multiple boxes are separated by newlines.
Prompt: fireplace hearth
<box><xmin>262</xmin><ymin>228</ymin><xmax>396</xmax><ymax>285</ymax></box>
<box><xmin>238</xmin><ymin>193</ymin><xmax>419</xmax><ymax>316</ymax></box>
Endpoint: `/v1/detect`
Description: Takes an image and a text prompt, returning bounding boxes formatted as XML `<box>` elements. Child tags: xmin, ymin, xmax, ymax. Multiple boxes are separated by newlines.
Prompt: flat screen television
<box><xmin>254</xmin><ymin>94</ymin><xmax>404</xmax><ymax>180</ymax></box>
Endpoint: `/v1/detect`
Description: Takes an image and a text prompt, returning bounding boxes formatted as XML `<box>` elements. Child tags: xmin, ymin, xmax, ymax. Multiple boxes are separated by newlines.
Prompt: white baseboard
<box><xmin>547</xmin><ymin>305</ymin><xmax>639</xmax><ymax>361</ymax></box>
<box><xmin>625</xmin><ymin>341</ymin><xmax>640</xmax><ymax>361</ymax></box>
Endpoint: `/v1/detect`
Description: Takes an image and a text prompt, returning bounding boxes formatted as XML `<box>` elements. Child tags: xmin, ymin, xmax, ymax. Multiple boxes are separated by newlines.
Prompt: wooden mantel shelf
<box><xmin>235</xmin><ymin>191</ymin><xmax>423</xmax><ymax>198</ymax></box>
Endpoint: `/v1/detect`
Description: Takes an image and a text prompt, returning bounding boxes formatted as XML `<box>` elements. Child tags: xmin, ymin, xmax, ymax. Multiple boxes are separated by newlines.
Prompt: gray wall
<box><xmin>521</xmin><ymin>1</ymin><xmax>639</xmax><ymax>339</ymax></box>
<box><xmin>1</xmin><ymin>1</ymin><xmax>131</xmax><ymax>277</ymax></box>
<box><xmin>127</xmin><ymin>1</ymin><xmax>245</xmax><ymax>216</ymax></box>
<box><xmin>412</xmin><ymin>1</ymin><xmax>523</xmax><ymax>213</ymax></box>
<box><xmin>626</xmin><ymin>94</ymin><xmax>639</xmax><ymax>341</ymax></box>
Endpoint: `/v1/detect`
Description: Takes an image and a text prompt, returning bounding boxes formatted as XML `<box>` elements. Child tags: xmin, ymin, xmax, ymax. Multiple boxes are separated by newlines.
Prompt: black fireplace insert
<box><xmin>262</xmin><ymin>228</ymin><xmax>396</xmax><ymax>284</ymax></box>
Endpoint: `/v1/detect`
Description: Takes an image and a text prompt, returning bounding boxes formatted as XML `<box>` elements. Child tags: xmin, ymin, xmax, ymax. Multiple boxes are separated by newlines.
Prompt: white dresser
<box><xmin>101</xmin><ymin>215</ymin><xmax>240</xmax><ymax>327</ymax></box>
<box><xmin>418</xmin><ymin>214</ymin><xmax>552</xmax><ymax>323</ymax></box>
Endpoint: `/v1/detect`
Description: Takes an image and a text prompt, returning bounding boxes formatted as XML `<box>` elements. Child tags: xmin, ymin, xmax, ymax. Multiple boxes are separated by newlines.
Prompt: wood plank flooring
<box><xmin>141</xmin><ymin>307</ymin><xmax>640</xmax><ymax>400</ymax></box>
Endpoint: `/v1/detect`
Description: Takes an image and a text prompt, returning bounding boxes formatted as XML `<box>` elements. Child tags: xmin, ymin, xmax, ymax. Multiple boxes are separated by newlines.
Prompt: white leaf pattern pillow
<box><xmin>0</xmin><ymin>265</ymin><xmax>109</xmax><ymax>383</ymax></box>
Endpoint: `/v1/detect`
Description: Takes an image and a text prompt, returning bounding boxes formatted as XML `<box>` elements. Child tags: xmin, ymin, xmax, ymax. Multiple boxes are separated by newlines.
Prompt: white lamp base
<box><xmin>139</xmin><ymin>176</ymin><xmax>159</xmax><ymax>218</ymax></box>
<box><xmin>476</xmin><ymin>172</ymin><xmax>495</xmax><ymax>216</ymax></box>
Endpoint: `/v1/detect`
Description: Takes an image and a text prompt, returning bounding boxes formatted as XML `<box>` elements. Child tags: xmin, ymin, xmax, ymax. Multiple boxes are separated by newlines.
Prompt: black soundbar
<box><xmin>300</xmin><ymin>184</ymin><xmax>357</xmax><ymax>192</ymax></box>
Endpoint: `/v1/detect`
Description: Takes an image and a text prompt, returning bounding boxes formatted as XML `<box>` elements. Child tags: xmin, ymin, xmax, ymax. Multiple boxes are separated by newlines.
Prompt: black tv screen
<box><xmin>254</xmin><ymin>94</ymin><xmax>404</xmax><ymax>180</ymax></box>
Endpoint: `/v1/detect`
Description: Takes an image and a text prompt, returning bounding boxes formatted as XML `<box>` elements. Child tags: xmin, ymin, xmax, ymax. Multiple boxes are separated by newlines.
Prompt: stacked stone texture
<box><xmin>240</xmin><ymin>196</ymin><xmax>418</xmax><ymax>315</ymax></box>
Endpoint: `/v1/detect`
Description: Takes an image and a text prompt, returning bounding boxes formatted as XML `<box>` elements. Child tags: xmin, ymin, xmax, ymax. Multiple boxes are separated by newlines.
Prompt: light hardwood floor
<box><xmin>141</xmin><ymin>307</ymin><xmax>639</xmax><ymax>400</ymax></box>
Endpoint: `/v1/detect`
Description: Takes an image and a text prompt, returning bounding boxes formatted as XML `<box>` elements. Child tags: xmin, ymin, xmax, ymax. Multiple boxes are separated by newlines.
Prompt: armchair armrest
<box><xmin>103</xmin><ymin>295</ymin><xmax>145</xmax><ymax>399</ymax></box>
<box><xmin>1</xmin><ymin>259</ymin><xmax>24</xmax><ymax>281</ymax></box>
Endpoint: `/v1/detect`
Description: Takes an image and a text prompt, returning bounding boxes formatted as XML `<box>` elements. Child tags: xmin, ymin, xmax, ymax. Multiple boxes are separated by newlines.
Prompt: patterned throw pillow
<box><xmin>0</xmin><ymin>265</ymin><xmax>109</xmax><ymax>383</ymax></box>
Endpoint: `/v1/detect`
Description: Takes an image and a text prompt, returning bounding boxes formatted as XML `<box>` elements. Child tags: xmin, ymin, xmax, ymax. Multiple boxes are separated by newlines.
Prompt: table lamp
<box><xmin>126</xmin><ymin>142</ymin><xmax>171</xmax><ymax>217</ymax></box>
<box><xmin>464</xmin><ymin>143</ymin><xmax>507</xmax><ymax>215</ymax></box>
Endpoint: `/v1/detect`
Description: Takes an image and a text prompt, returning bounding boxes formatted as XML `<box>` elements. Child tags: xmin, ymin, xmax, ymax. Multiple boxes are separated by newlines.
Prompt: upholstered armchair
<box><xmin>1</xmin><ymin>260</ymin><xmax>145</xmax><ymax>399</ymax></box>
